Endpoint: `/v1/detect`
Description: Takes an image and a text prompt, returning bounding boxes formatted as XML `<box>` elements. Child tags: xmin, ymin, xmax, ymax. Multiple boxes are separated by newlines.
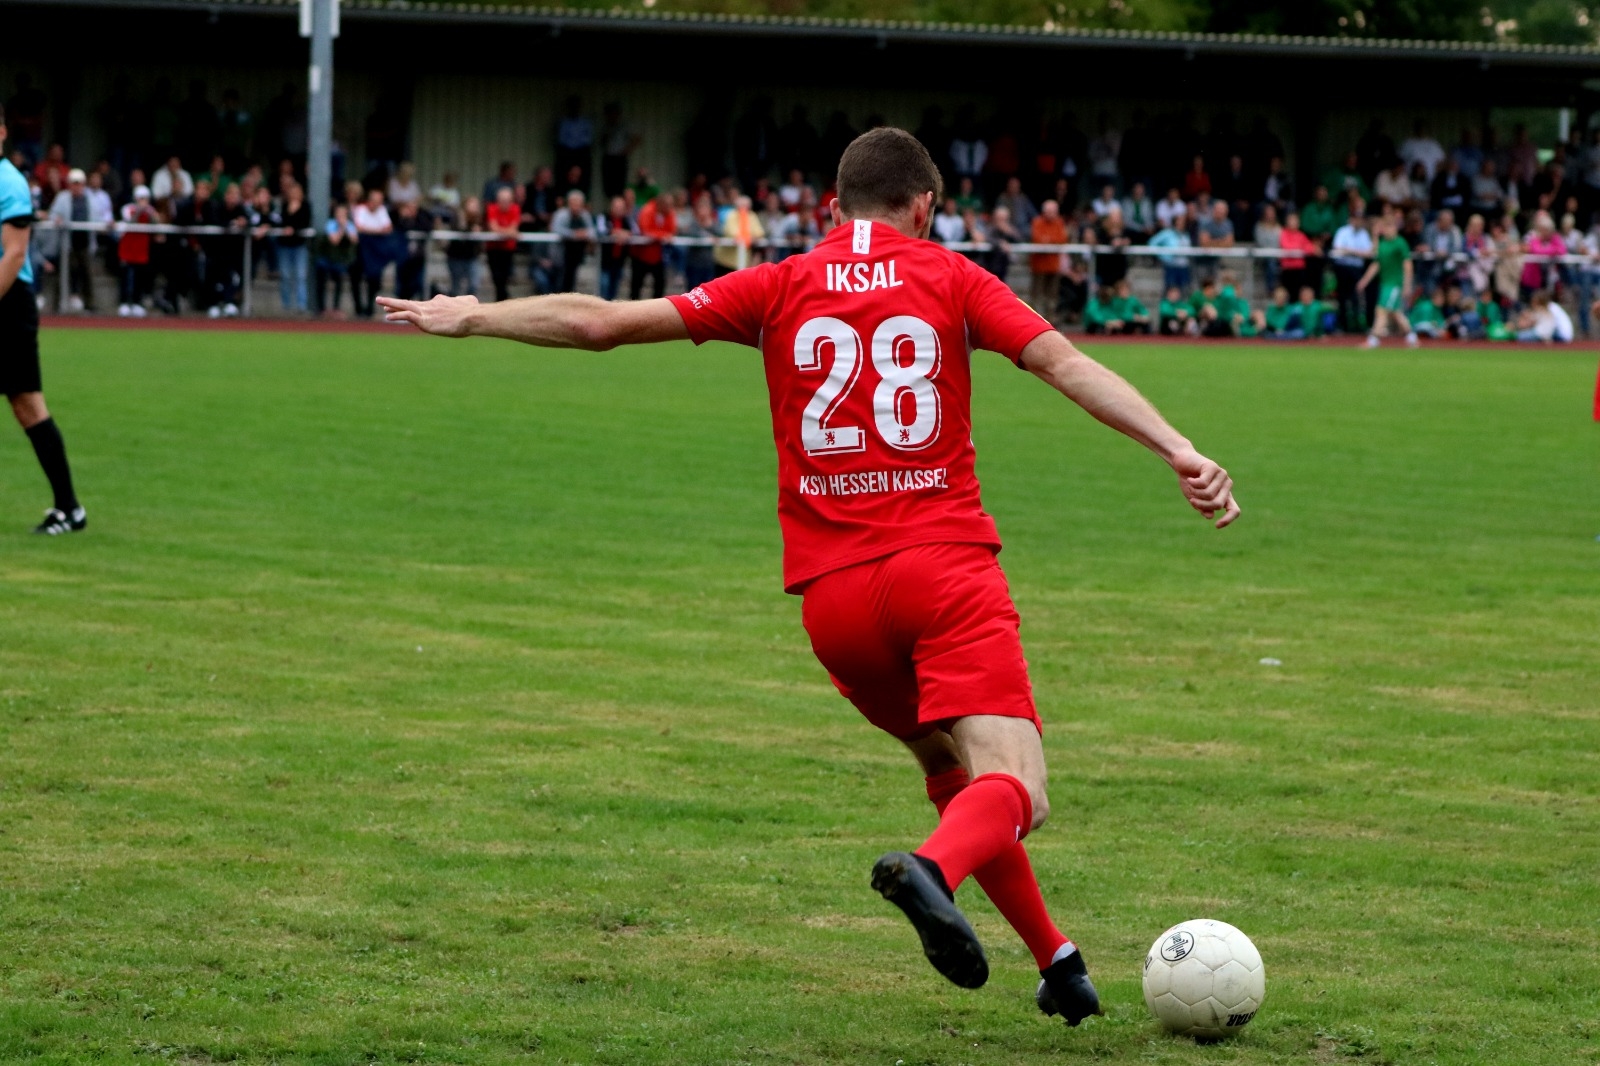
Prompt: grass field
<box><xmin>0</xmin><ymin>327</ymin><xmax>1596</xmax><ymax>1065</ymax></box>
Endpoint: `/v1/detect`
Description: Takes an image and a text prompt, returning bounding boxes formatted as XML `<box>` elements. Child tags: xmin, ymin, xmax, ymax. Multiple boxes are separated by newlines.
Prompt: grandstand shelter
<box><xmin>6</xmin><ymin>0</ymin><xmax>1600</xmax><ymax>199</ymax></box>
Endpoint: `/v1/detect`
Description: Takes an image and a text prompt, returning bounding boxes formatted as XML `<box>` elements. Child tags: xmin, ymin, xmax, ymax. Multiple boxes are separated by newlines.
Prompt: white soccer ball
<box><xmin>1142</xmin><ymin>918</ymin><xmax>1265</xmax><ymax>1040</ymax></box>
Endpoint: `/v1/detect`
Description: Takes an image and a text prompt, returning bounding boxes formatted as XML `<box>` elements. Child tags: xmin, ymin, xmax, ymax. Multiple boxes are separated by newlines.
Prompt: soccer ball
<box><xmin>1142</xmin><ymin>919</ymin><xmax>1265</xmax><ymax>1039</ymax></box>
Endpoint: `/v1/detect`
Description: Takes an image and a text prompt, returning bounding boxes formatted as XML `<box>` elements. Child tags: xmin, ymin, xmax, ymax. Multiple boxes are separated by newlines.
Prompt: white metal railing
<box><xmin>31</xmin><ymin>218</ymin><xmax>1599</xmax><ymax>318</ymax></box>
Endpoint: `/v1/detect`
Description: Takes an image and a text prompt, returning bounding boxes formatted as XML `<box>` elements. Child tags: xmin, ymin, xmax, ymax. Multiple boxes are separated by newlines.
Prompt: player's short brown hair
<box><xmin>836</xmin><ymin>127</ymin><xmax>942</xmax><ymax>218</ymax></box>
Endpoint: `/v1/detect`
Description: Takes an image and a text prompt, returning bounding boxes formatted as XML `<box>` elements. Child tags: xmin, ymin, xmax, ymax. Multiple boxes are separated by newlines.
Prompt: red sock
<box><xmin>976</xmin><ymin>844</ymin><xmax>1072</xmax><ymax>969</ymax></box>
<box><xmin>925</xmin><ymin>770</ymin><xmax>1071</xmax><ymax>971</ymax></box>
<box><xmin>915</xmin><ymin>772</ymin><xmax>1031</xmax><ymax>891</ymax></box>
<box><xmin>924</xmin><ymin>767</ymin><xmax>971</xmax><ymax>815</ymax></box>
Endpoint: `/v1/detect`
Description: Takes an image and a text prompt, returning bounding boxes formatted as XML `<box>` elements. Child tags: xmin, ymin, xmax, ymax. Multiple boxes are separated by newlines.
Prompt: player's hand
<box><xmin>377</xmin><ymin>293</ymin><xmax>479</xmax><ymax>337</ymax></box>
<box><xmin>1169</xmin><ymin>447</ymin><xmax>1241</xmax><ymax>529</ymax></box>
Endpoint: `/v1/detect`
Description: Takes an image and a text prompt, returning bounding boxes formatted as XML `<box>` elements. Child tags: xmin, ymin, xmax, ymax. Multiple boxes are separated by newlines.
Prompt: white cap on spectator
<box><xmin>133</xmin><ymin>185</ymin><xmax>151</xmax><ymax>200</ymax></box>
<box><xmin>67</xmin><ymin>168</ymin><xmax>86</xmax><ymax>184</ymax></box>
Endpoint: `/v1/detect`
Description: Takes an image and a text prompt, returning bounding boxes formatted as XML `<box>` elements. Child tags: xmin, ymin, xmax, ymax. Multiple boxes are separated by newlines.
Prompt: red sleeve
<box><xmin>961</xmin><ymin>258</ymin><xmax>1054</xmax><ymax>365</ymax></box>
<box><xmin>667</xmin><ymin>263</ymin><xmax>779</xmax><ymax>348</ymax></box>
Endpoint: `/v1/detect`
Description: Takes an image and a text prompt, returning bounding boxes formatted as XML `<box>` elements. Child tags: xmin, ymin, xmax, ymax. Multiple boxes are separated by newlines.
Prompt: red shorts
<box><xmin>800</xmin><ymin>542</ymin><xmax>1041</xmax><ymax>741</ymax></box>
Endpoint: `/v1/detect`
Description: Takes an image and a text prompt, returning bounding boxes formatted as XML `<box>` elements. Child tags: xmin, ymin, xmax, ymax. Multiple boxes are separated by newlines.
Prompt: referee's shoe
<box><xmin>33</xmin><ymin>506</ymin><xmax>86</xmax><ymax>535</ymax></box>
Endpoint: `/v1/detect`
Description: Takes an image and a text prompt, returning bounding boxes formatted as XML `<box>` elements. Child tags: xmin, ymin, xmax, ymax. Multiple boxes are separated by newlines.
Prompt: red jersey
<box><xmin>119</xmin><ymin>202</ymin><xmax>158</xmax><ymax>265</ymax></box>
<box><xmin>634</xmin><ymin>200</ymin><xmax>676</xmax><ymax>265</ymax></box>
<box><xmin>485</xmin><ymin>201</ymin><xmax>521</xmax><ymax>251</ymax></box>
<box><xmin>668</xmin><ymin>219</ymin><xmax>1054</xmax><ymax>592</ymax></box>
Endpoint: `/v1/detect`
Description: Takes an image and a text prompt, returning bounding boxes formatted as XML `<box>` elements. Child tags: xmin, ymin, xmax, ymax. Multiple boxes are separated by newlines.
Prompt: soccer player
<box><xmin>0</xmin><ymin>105</ymin><xmax>85</xmax><ymax>535</ymax></box>
<box><xmin>378</xmin><ymin>128</ymin><xmax>1239</xmax><ymax>1027</ymax></box>
<box><xmin>1357</xmin><ymin>213</ymin><xmax>1419</xmax><ymax>349</ymax></box>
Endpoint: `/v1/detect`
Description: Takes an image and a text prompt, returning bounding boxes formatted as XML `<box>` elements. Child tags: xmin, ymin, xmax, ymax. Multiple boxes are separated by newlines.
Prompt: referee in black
<box><xmin>0</xmin><ymin>105</ymin><xmax>84</xmax><ymax>534</ymax></box>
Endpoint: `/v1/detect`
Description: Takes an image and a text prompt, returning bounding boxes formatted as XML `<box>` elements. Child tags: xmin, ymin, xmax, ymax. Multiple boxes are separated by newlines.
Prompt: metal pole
<box><xmin>241</xmin><ymin>230</ymin><xmax>253</xmax><ymax>317</ymax></box>
<box><xmin>58</xmin><ymin>223</ymin><xmax>69</xmax><ymax>312</ymax></box>
<box><xmin>307</xmin><ymin>0</ymin><xmax>336</xmax><ymax>228</ymax></box>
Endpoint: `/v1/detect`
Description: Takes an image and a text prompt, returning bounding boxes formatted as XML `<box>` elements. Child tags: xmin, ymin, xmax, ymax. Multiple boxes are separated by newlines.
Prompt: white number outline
<box><xmin>871</xmin><ymin>315</ymin><xmax>942</xmax><ymax>452</ymax></box>
<box><xmin>792</xmin><ymin>316</ymin><xmax>867</xmax><ymax>455</ymax></box>
<box><xmin>793</xmin><ymin>313</ymin><xmax>943</xmax><ymax>456</ymax></box>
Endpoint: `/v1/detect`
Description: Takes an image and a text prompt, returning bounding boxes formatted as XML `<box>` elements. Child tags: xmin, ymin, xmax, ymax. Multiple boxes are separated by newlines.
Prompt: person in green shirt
<box><xmin>1478</xmin><ymin>295</ymin><xmax>1510</xmax><ymax>340</ymax></box>
<box><xmin>629</xmin><ymin>168</ymin><xmax>662</xmax><ymax>205</ymax></box>
<box><xmin>953</xmin><ymin>176</ymin><xmax>984</xmax><ymax>215</ymax></box>
<box><xmin>1216</xmin><ymin>270</ymin><xmax>1265</xmax><ymax>337</ymax></box>
<box><xmin>1262</xmin><ymin>286</ymin><xmax>1301</xmax><ymax>339</ymax></box>
<box><xmin>1299</xmin><ymin>185</ymin><xmax>1342</xmax><ymax>246</ymax></box>
<box><xmin>1409</xmin><ymin>288</ymin><xmax>1448</xmax><ymax>338</ymax></box>
<box><xmin>1355</xmin><ymin>214</ymin><xmax>1418</xmax><ymax>348</ymax></box>
<box><xmin>1110</xmin><ymin>278</ymin><xmax>1152</xmax><ymax>334</ymax></box>
<box><xmin>1085</xmin><ymin>282</ymin><xmax>1152</xmax><ymax>335</ymax></box>
<box><xmin>1159</xmin><ymin>286</ymin><xmax>1196</xmax><ymax>336</ymax></box>
<box><xmin>1189</xmin><ymin>278</ymin><xmax>1227</xmax><ymax>335</ymax></box>
<box><xmin>1189</xmin><ymin>274</ymin><xmax>1258</xmax><ymax>337</ymax></box>
<box><xmin>1320</xmin><ymin>152</ymin><xmax>1374</xmax><ymax>206</ymax></box>
<box><xmin>1084</xmin><ymin>285</ymin><xmax>1117</xmax><ymax>334</ymax></box>
<box><xmin>1294</xmin><ymin>285</ymin><xmax>1325</xmax><ymax>338</ymax></box>
<box><xmin>1450</xmin><ymin>286</ymin><xmax>1503</xmax><ymax>340</ymax></box>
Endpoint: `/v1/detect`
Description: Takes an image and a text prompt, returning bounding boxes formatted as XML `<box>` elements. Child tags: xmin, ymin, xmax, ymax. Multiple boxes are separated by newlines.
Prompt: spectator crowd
<box><xmin>6</xmin><ymin>73</ymin><xmax>1596</xmax><ymax>343</ymax></box>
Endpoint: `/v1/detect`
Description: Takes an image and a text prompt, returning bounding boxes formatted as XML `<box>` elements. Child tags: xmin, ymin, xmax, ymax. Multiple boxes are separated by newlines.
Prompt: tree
<box><xmin>515</xmin><ymin>0</ymin><xmax>1600</xmax><ymax>45</ymax></box>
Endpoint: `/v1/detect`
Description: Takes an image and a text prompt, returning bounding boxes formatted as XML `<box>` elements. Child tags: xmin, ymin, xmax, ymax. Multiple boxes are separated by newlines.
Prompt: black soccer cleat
<box><xmin>1036</xmin><ymin>944</ymin><xmax>1104</xmax><ymax>1026</ymax></box>
<box><xmin>871</xmin><ymin>851</ymin><xmax>989</xmax><ymax>989</ymax></box>
<box><xmin>32</xmin><ymin>507</ymin><xmax>86</xmax><ymax>536</ymax></box>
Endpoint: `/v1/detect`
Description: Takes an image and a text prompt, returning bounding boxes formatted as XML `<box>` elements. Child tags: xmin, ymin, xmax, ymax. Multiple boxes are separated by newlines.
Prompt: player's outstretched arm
<box><xmin>376</xmin><ymin>293</ymin><xmax>689</xmax><ymax>351</ymax></box>
<box><xmin>1018</xmin><ymin>330</ymin><xmax>1241</xmax><ymax>529</ymax></box>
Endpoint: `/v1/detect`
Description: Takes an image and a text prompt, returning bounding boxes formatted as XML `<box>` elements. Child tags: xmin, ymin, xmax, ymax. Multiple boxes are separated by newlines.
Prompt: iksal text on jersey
<box><xmin>796</xmin><ymin>467</ymin><xmax>949</xmax><ymax>497</ymax></box>
<box><xmin>825</xmin><ymin>260</ymin><xmax>904</xmax><ymax>293</ymax></box>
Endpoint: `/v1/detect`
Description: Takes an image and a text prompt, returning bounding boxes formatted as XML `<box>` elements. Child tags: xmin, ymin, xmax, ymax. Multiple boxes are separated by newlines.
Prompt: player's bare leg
<box><xmin>1393</xmin><ymin>309</ymin><xmax>1418</xmax><ymax>347</ymax></box>
<box><xmin>11</xmin><ymin>390</ymin><xmax>47</xmax><ymax>428</ymax></box>
<box><xmin>1364</xmin><ymin>308</ymin><xmax>1389</xmax><ymax>349</ymax></box>
<box><xmin>872</xmin><ymin>727</ymin><xmax>991</xmax><ymax>989</ymax></box>
<box><xmin>876</xmin><ymin>719</ymin><xmax>1103</xmax><ymax>1023</ymax></box>
<box><xmin>1366</xmin><ymin>307</ymin><xmax>1419</xmax><ymax>350</ymax></box>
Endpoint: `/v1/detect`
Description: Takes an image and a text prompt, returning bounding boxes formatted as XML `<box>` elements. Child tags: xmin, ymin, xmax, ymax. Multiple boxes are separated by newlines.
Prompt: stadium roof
<box><xmin>21</xmin><ymin>0</ymin><xmax>1600</xmax><ymax>68</ymax></box>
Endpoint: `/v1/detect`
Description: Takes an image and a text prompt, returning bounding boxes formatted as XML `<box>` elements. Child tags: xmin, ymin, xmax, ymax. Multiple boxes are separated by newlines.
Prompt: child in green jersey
<box><xmin>1217</xmin><ymin>270</ymin><xmax>1266</xmax><ymax>338</ymax></box>
<box><xmin>1355</xmin><ymin>213</ymin><xmax>1419</xmax><ymax>348</ymax></box>
<box><xmin>1262</xmin><ymin>286</ymin><xmax>1304</xmax><ymax>339</ymax></box>
<box><xmin>1294</xmin><ymin>286</ymin><xmax>1325</xmax><ymax>338</ymax></box>
<box><xmin>1409</xmin><ymin>288</ymin><xmax>1448</xmax><ymax>338</ymax></box>
<box><xmin>1085</xmin><ymin>285</ymin><xmax>1118</xmax><ymax>334</ymax></box>
<box><xmin>1110</xmin><ymin>278</ymin><xmax>1152</xmax><ymax>334</ymax></box>
<box><xmin>1159</xmin><ymin>286</ymin><xmax>1196</xmax><ymax>335</ymax></box>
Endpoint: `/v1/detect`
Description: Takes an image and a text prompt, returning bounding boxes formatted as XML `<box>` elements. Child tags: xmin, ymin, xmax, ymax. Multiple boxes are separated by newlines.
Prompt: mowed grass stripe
<box><xmin>0</xmin><ymin>329</ymin><xmax>1595</xmax><ymax>1064</ymax></box>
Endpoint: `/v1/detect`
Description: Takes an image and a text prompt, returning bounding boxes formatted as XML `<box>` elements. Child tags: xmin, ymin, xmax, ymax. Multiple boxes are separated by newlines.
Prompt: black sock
<box><xmin>24</xmin><ymin>417</ymin><xmax>79</xmax><ymax>514</ymax></box>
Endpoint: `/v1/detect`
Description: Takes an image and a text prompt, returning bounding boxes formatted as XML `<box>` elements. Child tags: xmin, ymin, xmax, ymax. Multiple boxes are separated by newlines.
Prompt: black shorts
<box><xmin>0</xmin><ymin>282</ymin><xmax>41</xmax><ymax>397</ymax></box>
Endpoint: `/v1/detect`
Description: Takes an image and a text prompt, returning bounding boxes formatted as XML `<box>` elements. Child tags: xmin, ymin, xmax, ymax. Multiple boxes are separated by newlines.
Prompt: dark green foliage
<box><xmin>514</xmin><ymin>0</ymin><xmax>1600</xmax><ymax>45</ymax></box>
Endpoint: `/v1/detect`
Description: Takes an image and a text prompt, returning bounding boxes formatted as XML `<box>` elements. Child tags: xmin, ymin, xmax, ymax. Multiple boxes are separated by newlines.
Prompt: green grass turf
<box><xmin>0</xmin><ymin>328</ymin><xmax>1597</xmax><ymax>1065</ymax></box>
